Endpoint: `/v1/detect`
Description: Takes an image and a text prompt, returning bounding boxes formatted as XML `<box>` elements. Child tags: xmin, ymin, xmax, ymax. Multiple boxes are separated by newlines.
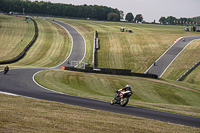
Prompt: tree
<box><xmin>159</xmin><ymin>17</ymin><xmax>166</xmax><ymax>24</ymax></box>
<box><xmin>135</xmin><ymin>14</ymin><xmax>143</xmax><ymax>23</ymax></box>
<box><xmin>119</xmin><ymin>10</ymin><xmax>124</xmax><ymax>20</ymax></box>
<box><xmin>107</xmin><ymin>12</ymin><xmax>119</xmax><ymax>21</ymax></box>
<box><xmin>0</xmin><ymin>0</ymin><xmax>120</xmax><ymax>21</ymax></box>
<box><xmin>125</xmin><ymin>12</ymin><xmax>134</xmax><ymax>22</ymax></box>
<box><xmin>166</xmin><ymin>16</ymin><xmax>176</xmax><ymax>25</ymax></box>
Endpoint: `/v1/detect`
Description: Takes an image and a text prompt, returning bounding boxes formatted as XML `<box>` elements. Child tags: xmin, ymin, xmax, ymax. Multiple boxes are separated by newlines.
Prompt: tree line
<box><xmin>0</xmin><ymin>0</ymin><xmax>121</xmax><ymax>21</ymax></box>
<box><xmin>159</xmin><ymin>16</ymin><xmax>199</xmax><ymax>25</ymax></box>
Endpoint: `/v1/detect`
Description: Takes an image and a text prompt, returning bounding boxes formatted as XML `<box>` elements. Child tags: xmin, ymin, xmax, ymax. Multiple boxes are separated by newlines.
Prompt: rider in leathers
<box><xmin>116</xmin><ymin>85</ymin><xmax>132</xmax><ymax>102</ymax></box>
<box><xmin>4</xmin><ymin>66</ymin><xmax>9</xmax><ymax>74</ymax></box>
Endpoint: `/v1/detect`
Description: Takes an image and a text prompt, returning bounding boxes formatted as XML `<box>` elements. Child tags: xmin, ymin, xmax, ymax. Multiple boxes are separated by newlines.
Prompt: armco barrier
<box><xmin>92</xmin><ymin>31</ymin><xmax>99</xmax><ymax>68</ymax></box>
<box><xmin>0</xmin><ymin>18</ymin><xmax>38</xmax><ymax>64</ymax></box>
<box><xmin>177</xmin><ymin>60</ymin><xmax>200</xmax><ymax>81</ymax></box>
<box><xmin>62</xmin><ymin>66</ymin><xmax>158</xmax><ymax>79</ymax></box>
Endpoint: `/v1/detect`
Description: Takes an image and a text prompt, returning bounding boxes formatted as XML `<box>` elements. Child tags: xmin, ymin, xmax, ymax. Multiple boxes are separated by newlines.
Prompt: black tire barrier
<box><xmin>62</xmin><ymin>66</ymin><xmax>158</xmax><ymax>79</ymax></box>
<box><xmin>0</xmin><ymin>18</ymin><xmax>38</xmax><ymax>64</ymax></box>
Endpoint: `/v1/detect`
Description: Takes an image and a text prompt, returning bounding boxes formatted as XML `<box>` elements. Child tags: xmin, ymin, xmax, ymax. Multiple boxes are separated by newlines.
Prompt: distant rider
<box><xmin>4</xmin><ymin>66</ymin><xmax>9</xmax><ymax>74</ymax></box>
<box><xmin>115</xmin><ymin>85</ymin><xmax>132</xmax><ymax>102</ymax></box>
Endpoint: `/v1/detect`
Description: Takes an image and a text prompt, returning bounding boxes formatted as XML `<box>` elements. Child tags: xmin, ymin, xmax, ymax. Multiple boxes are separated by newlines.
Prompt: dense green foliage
<box><xmin>159</xmin><ymin>15</ymin><xmax>199</xmax><ymax>25</ymax></box>
<box><xmin>125</xmin><ymin>12</ymin><xmax>134</xmax><ymax>22</ymax></box>
<box><xmin>0</xmin><ymin>0</ymin><xmax>120</xmax><ymax>21</ymax></box>
<box><xmin>107</xmin><ymin>12</ymin><xmax>119</xmax><ymax>21</ymax></box>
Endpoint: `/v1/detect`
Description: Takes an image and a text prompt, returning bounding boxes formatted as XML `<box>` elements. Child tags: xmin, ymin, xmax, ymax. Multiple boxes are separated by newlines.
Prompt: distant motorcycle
<box><xmin>4</xmin><ymin>66</ymin><xmax>9</xmax><ymax>75</ymax></box>
<box><xmin>110</xmin><ymin>90</ymin><xmax>132</xmax><ymax>106</ymax></box>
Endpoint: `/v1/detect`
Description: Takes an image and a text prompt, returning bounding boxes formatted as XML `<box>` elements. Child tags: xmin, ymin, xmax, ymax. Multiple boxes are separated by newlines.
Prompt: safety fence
<box><xmin>62</xmin><ymin>66</ymin><xmax>158</xmax><ymax>79</ymax></box>
<box><xmin>0</xmin><ymin>18</ymin><xmax>38</xmax><ymax>64</ymax></box>
<box><xmin>92</xmin><ymin>31</ymin><xmax>99</xmax><ymax>68</ymax></box>
<box><xmin>177</xmin><ymin>60</ymin><xmax>200</xmax><ymax>81</ymax></box>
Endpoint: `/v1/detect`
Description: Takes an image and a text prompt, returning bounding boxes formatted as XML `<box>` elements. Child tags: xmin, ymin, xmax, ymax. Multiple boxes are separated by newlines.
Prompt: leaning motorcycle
<box><xmin>110</xmin><ymin>90</ymin><xmax>132</xmax><ymax>106</ymax></box>
<box><xmin>4</xmin><ymin>69</ymin><xmax>8</xmax><ymax>75</ymax></box>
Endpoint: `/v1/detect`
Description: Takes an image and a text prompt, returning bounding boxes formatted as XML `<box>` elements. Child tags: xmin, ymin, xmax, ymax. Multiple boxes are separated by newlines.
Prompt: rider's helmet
<box><xmin>126</xmin><ymin>84</ymin><xmax>130</xmax><ymax>88</ymax></box>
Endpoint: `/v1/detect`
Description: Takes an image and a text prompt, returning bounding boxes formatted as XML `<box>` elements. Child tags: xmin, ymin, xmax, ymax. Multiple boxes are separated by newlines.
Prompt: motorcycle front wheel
<box><xmin>110</xmin><ymin>99</ymin><xmax>116</xmax><ymax>105</ymax></box>
<box><xmin>120</xmin><ymin>97</ymin><xmax>129</xmax><ymax>106</ymax></box>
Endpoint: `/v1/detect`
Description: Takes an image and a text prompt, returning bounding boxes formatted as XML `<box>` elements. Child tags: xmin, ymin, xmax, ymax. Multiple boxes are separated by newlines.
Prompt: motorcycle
<box><xmin>4</xmin><ymin>70</ymin><xmax>8</xmax><ymax>74</ymax></box>
<box><xmin>110</xmin><ymin>90</ymin><xmax>132</xmax><ymax>106</ymax></box>
<box><xmin>3</xmin><ymin>66</ymin><xmax>9</xmax><ymax>75</ymax></box>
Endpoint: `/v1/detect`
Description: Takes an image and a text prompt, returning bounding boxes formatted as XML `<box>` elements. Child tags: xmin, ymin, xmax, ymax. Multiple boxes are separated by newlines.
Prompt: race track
<box><xmin>0</xmin><ymin>19</ymin><xmax>200</xmax><ymax>128</ymax></box>
<box><xmin>145</xmin><ymin>36</ymin><xmax>200</xmax><ymax>77</ymax></box>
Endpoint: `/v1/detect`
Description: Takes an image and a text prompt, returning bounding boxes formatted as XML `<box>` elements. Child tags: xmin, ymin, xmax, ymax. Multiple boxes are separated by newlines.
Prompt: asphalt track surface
<box><xmin>145</xmin><ymin>36</ymin><xmax>200</xmax><ymax>77</ymax></box>
<box><xmin>0</xmin><ymin>20</ymin><xmax>200</xmax><ymax>128</ymax></box>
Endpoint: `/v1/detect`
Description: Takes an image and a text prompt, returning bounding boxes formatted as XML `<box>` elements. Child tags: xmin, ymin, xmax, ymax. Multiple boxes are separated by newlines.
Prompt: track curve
<box><xmin>0</xmin><ymin>20</ymin><xmax>200</xmax><ymax>128</ymax></box>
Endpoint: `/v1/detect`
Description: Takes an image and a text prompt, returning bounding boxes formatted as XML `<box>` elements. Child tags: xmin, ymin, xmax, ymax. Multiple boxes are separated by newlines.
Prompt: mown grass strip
<box><xmin>3</xmin><ymin>18</ymin><xmax>71</xmax><ymax>68</ymax></box>
<box><xmin>1</xmin><ymin>94</ymin><xmax>199</xmax><ymax>133</ymax></box>
<box><xmin>0</xmin><ymin>14</ymin><xmax>35</xmax><ymax>61</ymax></box>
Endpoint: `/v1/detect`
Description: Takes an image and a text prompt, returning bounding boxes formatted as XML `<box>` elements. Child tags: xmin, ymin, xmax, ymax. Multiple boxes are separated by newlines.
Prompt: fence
<box><xmin>92</xmin><ymin>31</ymin><xmax>99</xmax><ymax>68</ymax></box>
<box><xmin>0</xmin><ymin>18</ymin><xmax>38</xmax><ymax>64</ymax></box>
<box><xmin>62</xmin><ymin>66</ymin><xmax>158</xmax><ymax>79</ymax></box>
<box><xmin>177</xmin><ymin>61</ymin><xmax>200</xmax><ymax>81</ymax></box>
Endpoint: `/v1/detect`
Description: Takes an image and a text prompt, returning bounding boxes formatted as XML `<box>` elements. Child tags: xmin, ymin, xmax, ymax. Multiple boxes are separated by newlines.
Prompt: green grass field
<box><xmin>11</xmin><ymin>18</ymin><xmax>71</xmax><ymax>68</ymax></box>
<box><xmin>52</xmin><ymin>18</ymin><xmax>200</xmax><ymax>85</ymax></box>
<box><xmin>0</xmin><ymin>14</ymin><xmax>200</xmax><ymax>132</ymax></box>
<box><xmin>1</xmin><ymin>94</ymin><xmax>199</xmax><ymax>133</ymax></box>
<box><xmin>0</xmin><ymin>15</ymin><xmax>71</xmax><ymax>69</ymax></box>
<box><xmin>54</xmin><ymin>18</ymin><xmax>199</xmax><ymax>73</ymax></box>
<box><xmin>0</xmin><ymin>15</ymin><xmax>35</xmax><ymax>61</ymax></box>
<box><xmin>34</xmin><ymin>69</ymin><xmax>200</xmax><ymax>118</ymax></box>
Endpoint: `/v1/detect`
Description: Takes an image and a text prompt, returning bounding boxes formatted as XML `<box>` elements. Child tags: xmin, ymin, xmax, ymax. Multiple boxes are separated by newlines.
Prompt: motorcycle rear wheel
<box><xmin>120</xmin><ymin>97</ymin><xmax>129</xmax><ymax>106</ymax></box>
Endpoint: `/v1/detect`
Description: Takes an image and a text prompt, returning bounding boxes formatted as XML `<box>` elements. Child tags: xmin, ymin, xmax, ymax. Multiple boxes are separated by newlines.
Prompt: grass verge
<box><xmin>34</xmin><ymin>69</ymin><xmax>200</xmax><ymax>118</ymax></box>
<box><xmin>0</xmin><ymin>18</ymin><xmax>71</xmax><ymax>69</ymax></box>
<box><xmin>1</xmin><ymin>94</ymin><xmax>199</xmax><ymax>132</ymax></box>
<box><xmin>0</xmin><ymin>14</ymin><xmax>35</xmax><ymax>61</ymax></box>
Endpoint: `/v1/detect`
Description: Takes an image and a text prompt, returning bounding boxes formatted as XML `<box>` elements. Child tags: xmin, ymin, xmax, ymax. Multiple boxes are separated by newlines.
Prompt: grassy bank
<box><xmin>52</xmin><ymin>18</ymin><xmax>199</xmax><ymax>73</ymax></box>
<box><xmin>1</xmin><ymin>94</ymin><xmax>199</xmax><ymax>133</ymax></box>
<box><xmin>0</xmin><ymin>17</ymin><xmax>71</xmax><ymax>69</ymax></box>
<box><xmin>1</xmin><ymin>16</ymin><xmax>200</xmax><ymax>132</ymax></box>
<box><xmin>0</xmin><ymin>14</ymin><xmax>35</xmax><ymax>61</ymax></box>
<box><xmin>11</xmin><ymin>18</ymin><xmax>71</xmax><ymax>68</ymax></box>
<box><xmin>162</xmin><ymin>39</ymin><xmax>200</xmax><ymax>84</ymax></box>
<box><xmin>49</xmin><ymin>18</ymin><xmax>200</xmax><ymax>86</ymax></box>
<box><xmin>34</xmin><ymin>69</ymin><xmax>200</xmax><ymax>118</ymax></box>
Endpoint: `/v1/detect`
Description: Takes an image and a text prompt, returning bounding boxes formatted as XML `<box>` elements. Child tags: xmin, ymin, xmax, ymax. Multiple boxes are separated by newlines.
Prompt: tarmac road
<box><xmin>145</xmin><ymin>36</ymin><xmax>200</xmax><ymax>77</ymax></box>
<box><xmin>0</xmin><ymin>20</ymin><xmax>200</xmax><ymax>128</ymax></box>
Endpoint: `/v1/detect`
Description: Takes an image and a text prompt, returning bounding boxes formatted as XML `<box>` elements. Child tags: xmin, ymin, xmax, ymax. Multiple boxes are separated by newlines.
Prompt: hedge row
<box><xmin>0</xmin><ymin>18</ymin><xmax>38</xmax><ymax>64</ymax></box>
<box><xmin>62</xmin><ymin>66</ymin><xmax>158</xmax><ymax>79</ymax></box>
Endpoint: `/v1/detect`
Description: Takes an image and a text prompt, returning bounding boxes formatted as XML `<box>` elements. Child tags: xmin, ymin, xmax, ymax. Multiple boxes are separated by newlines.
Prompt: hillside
<box><xmin>53</xmin><ymin>18</ymin><xmax>200</xmax><ymax>85</ymax></box>
<box><xmin>0</xmin><ymin>14</ymin><xmax>71</xmax><ymax>69</ymax></box>
<box><xmin>0</xmin><ymin>15</ymin><xmax>200</xmax><ymax>132</ymax></box>
<box><xmin>0</xmin><ymin>14</ymin><xmax>35</xmax><ymax>61</ymax></box>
